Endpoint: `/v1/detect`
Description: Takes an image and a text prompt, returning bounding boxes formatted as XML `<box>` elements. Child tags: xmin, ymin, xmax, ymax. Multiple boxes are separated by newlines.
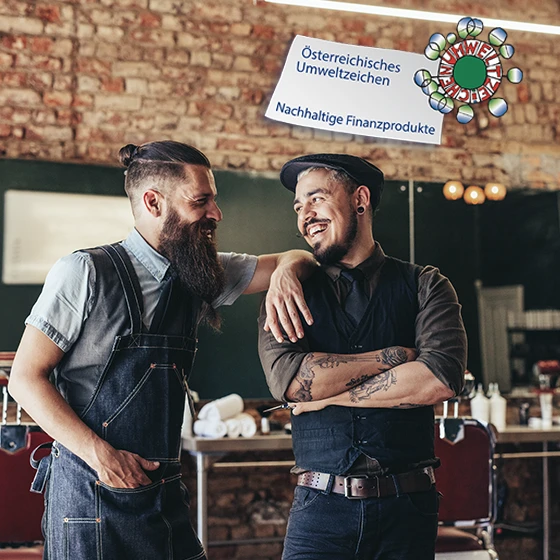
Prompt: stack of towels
<box><xmin>192</xmin><ymin>393</ymin><xmax>257</xmax><ymax>438</ymax></box>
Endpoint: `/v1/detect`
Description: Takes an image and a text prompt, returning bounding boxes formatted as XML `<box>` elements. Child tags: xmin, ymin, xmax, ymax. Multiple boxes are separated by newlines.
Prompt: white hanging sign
<box><xmin>266</xmin><ymin>35</ymin><xmax>443</xmax><ymax>145</ymax></box>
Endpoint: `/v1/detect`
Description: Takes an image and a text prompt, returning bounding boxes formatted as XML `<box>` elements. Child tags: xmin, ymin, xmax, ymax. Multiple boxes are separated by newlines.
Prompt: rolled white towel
<box><xmin>225</xmin><ymin>418</ymin><xmax>241</xmax><ymax>438</ymax></box>
<box><xmin>193</xmin><ymin>419</ymin><xmax>227</xmax><ymax>438</ymax></box>
<box><xmin>234</xmin><ymin>413</ymin><xmax>257</xmax><ymax>438</ymax></box>
<box><xmin>198</xmin><ymin>393</ymin><xmax>244</xmax><ymax>422</ymax></box>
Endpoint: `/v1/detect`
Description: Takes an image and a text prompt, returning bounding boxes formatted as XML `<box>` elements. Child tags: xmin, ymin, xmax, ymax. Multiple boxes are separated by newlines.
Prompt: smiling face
<box><xmin>168</xmin><ymin>164</ymin><xmax>222</xmax><ymax>233</ymax></box>
<box><xmin>293</xmin><ymin>168</ymin><xmax>358</xmax><ymax>265</ymax></box>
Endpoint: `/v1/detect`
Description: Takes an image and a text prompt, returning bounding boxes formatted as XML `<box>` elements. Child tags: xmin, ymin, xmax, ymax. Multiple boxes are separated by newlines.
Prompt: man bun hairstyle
<box><xmin>119</xmin><ymin>140</ymin><xmax>211</xmax><ymax>215</ymax></box>
<box><xmin>119</xmin><ymin>144</ymin><xmax>140</xmax><ymax>168</ymax></box>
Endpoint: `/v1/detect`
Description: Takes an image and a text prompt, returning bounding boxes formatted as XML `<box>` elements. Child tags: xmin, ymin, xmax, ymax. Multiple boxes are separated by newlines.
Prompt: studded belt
<box><xmin>297</xmin><ymin>466</ymin><xmax>435</xmax><ymax>499</ymax></box>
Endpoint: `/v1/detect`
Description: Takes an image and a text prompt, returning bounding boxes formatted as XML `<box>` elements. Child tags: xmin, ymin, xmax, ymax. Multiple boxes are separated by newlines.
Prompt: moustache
<box><xmin>303</xmin><ymin>218</ymin><xmax>331</xmax><ymax>237</ymax></box>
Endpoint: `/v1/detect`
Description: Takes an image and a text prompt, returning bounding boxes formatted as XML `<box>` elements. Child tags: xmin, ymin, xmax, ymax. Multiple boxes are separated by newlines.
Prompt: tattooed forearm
<box><xmin>345</xmin><ymin>374</ymin><xmax>371</xmax><ymax>388</ymax></box>
<box><xmin>313</xmin><ymin>355</ymin><xmax>349</xmax><ymax>369</ymax></box>
<box><xmin>349</xmin><ymin>370</ymin><xmax>397</xmax><ymax>403</ymax></box>
<box><xmin>290</xmin><ymin>354</ymin><xmax>315</xmax><ymax>401</ymax></box>
<box><xmin>391</xmin><ymin>403</ymin><xmax>424</xmax><ymax>409</ymax></box>
<box><xmin>378</xmin><ymin>347</ymin><xmax>409</xmax><ymax>369</ymax></box>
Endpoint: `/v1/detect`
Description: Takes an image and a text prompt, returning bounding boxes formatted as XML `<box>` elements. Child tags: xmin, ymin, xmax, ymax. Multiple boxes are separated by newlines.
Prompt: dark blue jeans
<box><xmin>282</xmin><ymin>485</ymin><xmax>439</xmax><ymax>560</ymax></box>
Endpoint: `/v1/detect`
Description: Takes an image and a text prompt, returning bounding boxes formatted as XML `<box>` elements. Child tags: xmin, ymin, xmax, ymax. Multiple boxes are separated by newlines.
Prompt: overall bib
<box><xmin>32</xmin><ymin>244</ymin><xmax>206</xmax><ymax>560</ymax></box>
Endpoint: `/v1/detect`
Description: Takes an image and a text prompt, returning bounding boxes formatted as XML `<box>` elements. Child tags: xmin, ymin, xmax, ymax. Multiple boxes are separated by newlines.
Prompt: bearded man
<box><xmin>8</xmin><ymin>140</ymin><xmax>317</xmax><ymax>560</ymax></box>
<box><xmin>258</xmin><ymin>154</ymin><xmax>467</xmax><ymax>560</ymax></box>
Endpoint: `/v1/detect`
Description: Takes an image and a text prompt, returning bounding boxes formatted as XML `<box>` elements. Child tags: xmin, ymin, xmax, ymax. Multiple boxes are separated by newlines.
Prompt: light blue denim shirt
<box><xmin>26</xmin><ymin>228</ymin><xmax>258</xmax><ymax>353</ymax></box>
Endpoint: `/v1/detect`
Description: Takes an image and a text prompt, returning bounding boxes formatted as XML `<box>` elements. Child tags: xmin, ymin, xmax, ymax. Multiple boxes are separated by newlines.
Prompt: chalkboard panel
<box><xmin>0</xmin><ymin>159</ymin><xmax>126</xmax><ymax>353</ymax></box>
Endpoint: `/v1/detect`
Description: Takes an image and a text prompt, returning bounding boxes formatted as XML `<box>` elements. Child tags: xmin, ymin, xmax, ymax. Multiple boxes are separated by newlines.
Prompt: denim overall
<box><xmin>31</xmin><ymin>244</ymin><xmax>206</xmax><ymax>560</ymax></box>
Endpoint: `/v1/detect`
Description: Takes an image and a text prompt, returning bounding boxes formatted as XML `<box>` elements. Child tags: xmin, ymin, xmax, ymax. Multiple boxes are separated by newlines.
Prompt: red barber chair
<box><xmin>434</xmin><ymin>415</ymin><xmax>499</xmax><ymax>560</ymax></box>
<box><xmin>0</xmin><ymin>379</ymin><xmax>51</xmax><ymax>559</ymax></box>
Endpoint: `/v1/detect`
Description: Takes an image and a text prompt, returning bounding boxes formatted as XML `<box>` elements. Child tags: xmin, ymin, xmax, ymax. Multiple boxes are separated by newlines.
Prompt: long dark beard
<box><xmin>159</xmin><ymin>209</ymin><xmax>225</xmax><ymax>330</ymax></box>
<box><xmin>312</xmin><ymin>210</ymin><xmax>358</xmax><ymax>266</ymax></box>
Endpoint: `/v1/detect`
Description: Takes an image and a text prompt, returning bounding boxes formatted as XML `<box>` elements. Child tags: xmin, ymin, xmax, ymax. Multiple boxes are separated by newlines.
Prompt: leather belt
<box><xmin>297</xmin><ymin>466</ymin><xmax>435</xmax><ymax>499</ymax></box>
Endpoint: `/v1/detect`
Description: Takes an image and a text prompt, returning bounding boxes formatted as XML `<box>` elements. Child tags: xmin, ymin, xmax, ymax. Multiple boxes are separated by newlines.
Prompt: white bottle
<box><xmin>490</xmin><ymin>384</ymin><xmax>507</xmax><ymax>432</ymax></box>
<box><xmin>470</xmin><ymin>384</ymin><xmax>490</xmax><ymax>424</ymax></box>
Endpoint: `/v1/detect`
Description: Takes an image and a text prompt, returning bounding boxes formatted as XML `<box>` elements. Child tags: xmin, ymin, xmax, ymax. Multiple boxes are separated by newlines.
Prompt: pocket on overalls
<box><xmin>62</xmin><ymin>517</ymin><xmax>99</xmax><ymax>560</ymax></box>
<box><xmin>96</xmin><ymin>476</ymin><xmax>178</xmax><ymax>559</ymax></box>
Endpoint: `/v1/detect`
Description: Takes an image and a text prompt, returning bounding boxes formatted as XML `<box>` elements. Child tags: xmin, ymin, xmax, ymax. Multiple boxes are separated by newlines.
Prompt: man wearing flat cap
<box><xmin>258</xmin><ymin>154</ymin><xmax>467</xmax><ymax>559</ymax></box>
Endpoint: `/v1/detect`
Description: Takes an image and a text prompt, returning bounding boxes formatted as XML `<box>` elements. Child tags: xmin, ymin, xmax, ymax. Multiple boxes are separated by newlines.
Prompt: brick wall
<box><xmin>1</xmin><ymin>0</ymin><xmax>559</xmax><ymax>189</ymax></box>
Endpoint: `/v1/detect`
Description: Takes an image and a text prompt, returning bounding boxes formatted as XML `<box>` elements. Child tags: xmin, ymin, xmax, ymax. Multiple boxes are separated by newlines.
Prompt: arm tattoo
<box><xmin>349</xmin><ymin>370</ymin><xmax>397</xmax><ymax>403</ymax></box>
<box><xmin>378</xmin><ymin>346</ymin><xmax>409</xmax><ymax>369</ymax></box>
<box><xmin>345</xmin><ymin>374</ymin><xmax>371</xmax><ymax>388</ymax></box>
<box><xmin>291</xmin><ymin>354</ymin><xmax>315</xmax><ymax>402</ymax></box>
<box><xmin>391</xmin><ymin>403</ymin><xmax>424</xmax><ymax>409</ymax></box>
<box><xmin>314</xmin><ymin>355</ymin><xmax>349</xmax><ymax>369</ymax></box>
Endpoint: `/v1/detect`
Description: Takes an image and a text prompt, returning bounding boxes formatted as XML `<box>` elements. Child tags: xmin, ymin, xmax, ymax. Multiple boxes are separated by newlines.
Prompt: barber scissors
<box><xmin>262</xmin><ymin>403</ymin><xmax>294</xmax><ymax>413</ymax></box>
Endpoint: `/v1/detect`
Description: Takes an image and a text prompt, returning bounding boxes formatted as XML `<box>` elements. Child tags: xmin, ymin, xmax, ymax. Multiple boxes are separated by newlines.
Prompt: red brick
<box><xmin>139</xmin><ymin>12</ymin><xmax>161</xmax><ymax>27</ymax></box>
<box><xmin>100</xmin><ymin>77</ymin><xmax>125</xmax><ymax>93</ymax></box>
<box><xmin>29</xmin><ymin>36</ymin><xmax>54</xmax><ymax>53</ymax></box>
<box><xmin>26</xmin><ymin>55</ymin><xmax>62</xmax><ymax>72</ymax></box>
<box><xmin>3</xmin><ymin>72</ymin><xmax>27</xmax><ymax>87</ymax></box>
<box><xmin>52</xmin><ymin>108</ymin><xmax>69</xmax><ymax>125</ymax></box>
<box><xmin>517</xmin><ymin>83</ymin><xmax>530</xmax><ymax>103</ymax></box>
<box><xmin>252</xmin><ymin>24</ymin><xmax>275</xmax><ymax>40</ymax></box>
<box><xmin>357</xmin><ymin>35</ymin><xmax>376</xmax><ymax>47</ymax></box>
<box><xmin>2</xmin><ymin>35</ymin><xmax>27</xmax><ymax>50</ymax></box>
<box><xmin>241</xmin><ymin>89</ymin><xmax>264</xmax><ymax>105</ymax></box>
<box><xmin>72</xmin><ymin>93</ymin><xmax>93</xmax><ymax>107</ymax></box>
<box><xmin>76</xmin><ymin>57</ymin><xmax>111</xmax><ymax>75</ymax></box>
<box><xmin>0</xmin><ymin>125</ymin><xmax>12</xmax><ymax>137</ymax></box>
<box><xmin>342</xmin><ymin>19</ymin><xmax>365</xmax><ymax>33</ymax></box>
<box><xmin>44</xmin><ymin>91</ymin><xmax>72</xmax><ymax>106</ymax></box>
<box><xmin>36</xmin><ymin>4</ymin><xmax>61</xmax><ymax>23</ymax></box>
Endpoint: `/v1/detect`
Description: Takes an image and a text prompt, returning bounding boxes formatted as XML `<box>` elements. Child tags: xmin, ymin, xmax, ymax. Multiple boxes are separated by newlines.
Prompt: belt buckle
<box><xmin>344</xmin><ymin>475</ymin><xmax>373</xmax><ymax>499</ymax></box>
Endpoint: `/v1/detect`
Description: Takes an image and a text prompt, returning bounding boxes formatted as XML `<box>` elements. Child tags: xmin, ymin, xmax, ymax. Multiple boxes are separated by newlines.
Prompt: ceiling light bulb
<box><xmin>484</xmin><ymin>182</ymin><xmax>507</xmax><ymax>201</ymax></box>
<box><xmin>464</xmin><ymin>185</ymin><xmax>486</xmax><ymax>205</ymax></box>
<box><xmin>443</xmin><ymin>180</ymin><xmax>464</xmax><ymax>201</ymax></box>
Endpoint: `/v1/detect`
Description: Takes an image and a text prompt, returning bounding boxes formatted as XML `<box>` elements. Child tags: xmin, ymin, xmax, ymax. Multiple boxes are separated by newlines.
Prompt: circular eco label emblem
<box><xmin>414</xmin><ymin>17</ymin><xmax>523</xmax><ymax>123</ymax></box>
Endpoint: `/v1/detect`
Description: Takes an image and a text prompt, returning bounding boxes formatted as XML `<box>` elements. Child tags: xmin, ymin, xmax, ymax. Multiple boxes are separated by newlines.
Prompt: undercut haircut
<box><xmin>297</xmin><ymin>166</ymin><xmax>359</xmax><ymax>196</ymax></box>
<box><xmin>118</xmin><ymin>141</ymin><xmax>211</xmax><ymax>216</ymax></box>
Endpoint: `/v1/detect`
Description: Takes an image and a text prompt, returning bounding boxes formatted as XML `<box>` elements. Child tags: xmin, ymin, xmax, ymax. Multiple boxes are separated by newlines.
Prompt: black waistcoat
<box><xmin>291</xmin><ymin>256</ymin><xmax>435</xmax><ymax>474</ymax></box>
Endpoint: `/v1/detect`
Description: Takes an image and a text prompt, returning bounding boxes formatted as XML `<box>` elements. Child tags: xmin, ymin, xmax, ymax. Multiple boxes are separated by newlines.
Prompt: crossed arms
<box><xmin>258</xmin><ymin>266</ymin><xmax>467</xmax><ymax>414</ymax></box>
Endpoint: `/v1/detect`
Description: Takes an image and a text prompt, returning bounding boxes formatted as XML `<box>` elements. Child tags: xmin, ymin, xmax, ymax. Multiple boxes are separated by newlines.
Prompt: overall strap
<box><xmin>149</xmin><ymin>273</ymin><xmax>202</xmax><ymax>338</ymax></box>
<box><xmin>99</xmin><ymin>243</ymin><xmax>144</xmax><ymax>334</ymax></box>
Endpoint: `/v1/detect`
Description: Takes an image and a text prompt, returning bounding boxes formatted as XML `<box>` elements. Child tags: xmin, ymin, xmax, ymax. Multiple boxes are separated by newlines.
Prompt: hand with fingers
<box><xmin>91</xmin><ymin>441</ymin><xmax>160</xmax><ymax>489</ymax></box>
<box><xmin>264</xmin><ymin>264</ymin><xmax>313</xmax><ymax>343</ymax></box>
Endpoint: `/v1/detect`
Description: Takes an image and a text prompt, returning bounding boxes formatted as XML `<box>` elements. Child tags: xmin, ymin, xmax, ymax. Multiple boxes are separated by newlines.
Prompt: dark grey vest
<box><xmin>291</xmin><ymin>257</ymin><xmax>435</xmax><ymax>474</ymax></box>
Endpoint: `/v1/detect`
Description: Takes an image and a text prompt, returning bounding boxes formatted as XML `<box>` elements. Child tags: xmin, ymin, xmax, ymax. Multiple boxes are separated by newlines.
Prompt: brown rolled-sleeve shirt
<box><xmin>258</xmin><ymin>243</ymin><xmax>467</xmax><ymax>401</ymax></box>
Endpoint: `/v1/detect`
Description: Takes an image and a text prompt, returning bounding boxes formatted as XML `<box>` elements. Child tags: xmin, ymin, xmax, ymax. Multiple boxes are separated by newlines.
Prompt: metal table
<box><xmin>496</xmin><ymin>426</ymin><xmax>560</xmax><ymax>560</ymax></box>
<box><xmin>182</xmin><ymin>434</ymin><xmax>293</xmax><ymax>551</ymax></box>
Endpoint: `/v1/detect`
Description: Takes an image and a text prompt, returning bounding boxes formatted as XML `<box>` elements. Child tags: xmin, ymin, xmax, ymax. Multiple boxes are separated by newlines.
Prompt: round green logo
<box><xmin>453</xmin><ymin>56</ymin><xmax>486</xmax><ymax>89</ymax></box>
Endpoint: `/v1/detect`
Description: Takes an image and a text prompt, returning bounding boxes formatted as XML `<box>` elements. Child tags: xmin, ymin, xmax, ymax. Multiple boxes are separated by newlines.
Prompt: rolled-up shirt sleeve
<box><xmin>415</xmin><ymin>266</ymin><xmax>467</xmax><ymax>396</ymax></box>
<box><xmin>25</xmin><ymin>252</ymin><xmax>95</xmax><ymax>352</ymax></box>
<box><xmin>257</xmin><ymin>300</ymin><xmax>310</xmax><ymax>401</ymax></box>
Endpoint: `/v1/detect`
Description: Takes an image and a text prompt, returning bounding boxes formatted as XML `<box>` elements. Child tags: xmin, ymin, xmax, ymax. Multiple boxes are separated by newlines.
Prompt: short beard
<box><xmin>312</xmin><ymin>210</ymin><xmax>358</xmax><ymax>266</ymax></box>
<box><xmin>159</xmin><ymin>209</ymin><xmax>225</xmax><ymax>330</ymax></box>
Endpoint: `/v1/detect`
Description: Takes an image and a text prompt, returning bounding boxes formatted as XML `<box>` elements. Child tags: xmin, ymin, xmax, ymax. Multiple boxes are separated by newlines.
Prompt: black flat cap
<box><xmin>280</xmin><ymin>153</ymin><xmax>384</xmax><ymax>210</ymax></box>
